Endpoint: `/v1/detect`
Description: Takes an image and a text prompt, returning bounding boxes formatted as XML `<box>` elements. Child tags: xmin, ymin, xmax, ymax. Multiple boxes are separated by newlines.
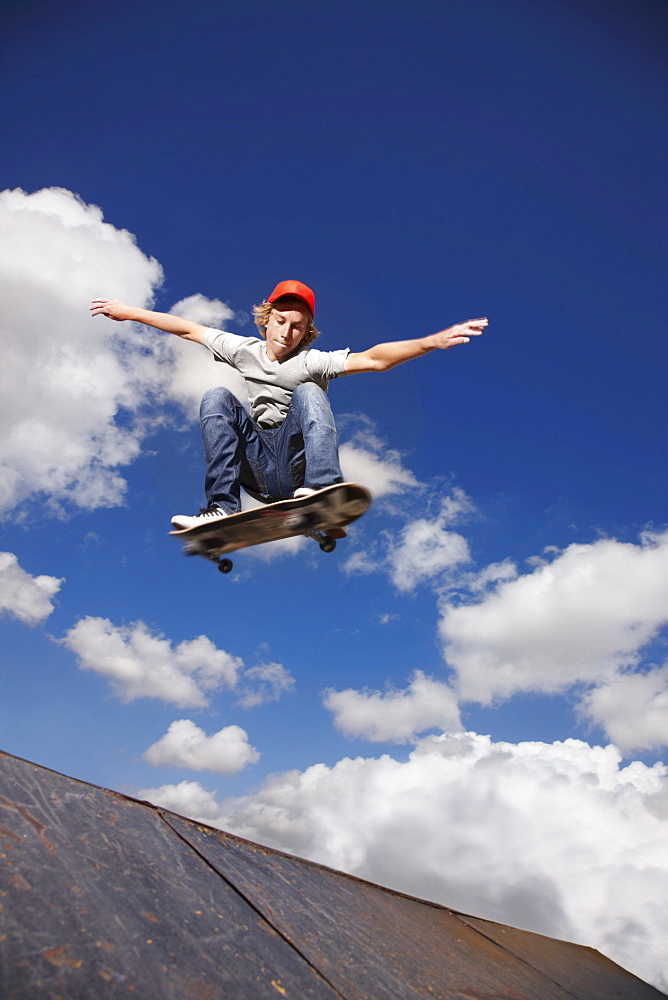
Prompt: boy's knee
<box><xmin>200</xmin><ymin>386</ymin><xmax>238</xmax><ymax>419</ymax></box>
<box><xmin>292</xmin><ymin>382</ymin><xmax>330</xmax><ymax>414</ymax></box>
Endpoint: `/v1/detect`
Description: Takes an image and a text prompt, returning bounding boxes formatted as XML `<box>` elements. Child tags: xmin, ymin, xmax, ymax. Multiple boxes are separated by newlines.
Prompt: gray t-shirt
<box><xmin>202</xmin><ymin>329</ymin><xmax>350</xmax><ymax>428</ymax></box>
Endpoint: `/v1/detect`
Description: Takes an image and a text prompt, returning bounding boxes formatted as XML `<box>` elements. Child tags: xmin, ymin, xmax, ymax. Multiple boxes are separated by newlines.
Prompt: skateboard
<box><xmin>170</xmin><ymin>482</ymin><xmax>372</xmax><ymax>574</ymax></box>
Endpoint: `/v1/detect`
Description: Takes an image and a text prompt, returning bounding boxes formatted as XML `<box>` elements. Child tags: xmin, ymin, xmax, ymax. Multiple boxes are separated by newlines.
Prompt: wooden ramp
<box><xmin>1</xmin><ymin>750</ymin><xmax>663</xmax><ymax>999</ymax></box>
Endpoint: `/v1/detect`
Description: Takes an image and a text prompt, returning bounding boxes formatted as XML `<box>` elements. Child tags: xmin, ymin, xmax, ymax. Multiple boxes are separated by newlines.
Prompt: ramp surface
<box><xmin>1</xmin><ymin>751</ymin><xmax>663</xmax><ymax>999</ymax></box>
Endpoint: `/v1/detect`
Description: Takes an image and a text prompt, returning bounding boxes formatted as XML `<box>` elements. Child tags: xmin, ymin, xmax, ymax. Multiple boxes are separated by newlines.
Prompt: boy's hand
<box><xmin>90</xmin><ymin>298</ymin><xmax>134</xmax><ymax>321</ymax></box>
<box><xmin>428</xmin><ymin>318</ymin><xmax>488</xmax><ymax>349</ymax></box>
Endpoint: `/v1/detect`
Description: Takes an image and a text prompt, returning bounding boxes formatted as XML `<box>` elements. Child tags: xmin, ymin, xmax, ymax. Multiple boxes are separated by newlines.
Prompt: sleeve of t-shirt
<box><xmin>201</xmin><ymin>328</ymin><xmax>249</xmax><ymax>365</ymax></box>
<box><xmin>305</xmin><ymin>347</ymin><xmax>350</xmax><ymax>380</ymax></box>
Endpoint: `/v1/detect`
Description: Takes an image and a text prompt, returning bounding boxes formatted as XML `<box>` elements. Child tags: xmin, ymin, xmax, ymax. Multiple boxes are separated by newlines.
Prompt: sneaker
<box><xmin>293</xmin><ymin>487</ymin><xmax>317</xmax><ymax>500</ymax></box>
<box><xmin>171</xmin><ymin>503</ymin><xmax>229</xmax><ymax>531</ymax></box>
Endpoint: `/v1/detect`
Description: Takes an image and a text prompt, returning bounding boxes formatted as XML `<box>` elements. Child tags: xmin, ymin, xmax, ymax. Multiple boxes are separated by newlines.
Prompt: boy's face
<box><xmin>264</xmin><ymin>302</ymin><xmax>310</xmax><ymax>361</ymax></box>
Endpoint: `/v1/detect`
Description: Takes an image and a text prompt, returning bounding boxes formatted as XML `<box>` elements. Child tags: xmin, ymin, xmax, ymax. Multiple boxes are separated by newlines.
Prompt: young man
<box><xmin>90</xmin><ymin>280</ymin><xmax>487</xmax><ymax>529</ymax></box>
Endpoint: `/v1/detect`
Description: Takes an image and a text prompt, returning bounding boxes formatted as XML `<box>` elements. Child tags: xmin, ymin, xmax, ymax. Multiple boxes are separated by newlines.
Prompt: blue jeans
<box><xmin>199</xmin><ymin>383</ymin><xmax>343</xmax><ymax>513</ymax></box>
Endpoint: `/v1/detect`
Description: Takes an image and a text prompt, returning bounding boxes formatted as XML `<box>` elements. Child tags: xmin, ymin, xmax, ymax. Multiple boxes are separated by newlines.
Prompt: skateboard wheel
<box><xmin>218</xmin><ymin>559</ymin><xmax>233</xmax><ymax>574</ymax></box>
<box><xmin>319</xmin><ymin>537</ymin><xmax>337</xmax><ymax>553</ymax></box>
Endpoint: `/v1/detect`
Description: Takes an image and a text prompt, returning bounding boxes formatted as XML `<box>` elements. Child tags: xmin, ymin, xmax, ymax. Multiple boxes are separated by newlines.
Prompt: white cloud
<box><xmin>387</xmin><ymin>517</ymin><xmax>471</xmax><ymax>592</ymax></box>
<box><xmin>60</xmin><ymin>615</ymin><xmax>294</xmax><ymax>711</ymax></box>
<box><xmin>323</xmin><ymin>671</ymin><xmax>462</xmax><ymax>742</ymax></box>
<box><xmin>138</xmin><ymin>779</ymin><xmax>225</xmax><ymax>824</ymax></box>
<box><xmin>0</xmin><ymin>187</ymin><xmax>246</xmax><ymax>517</ymax></box>
<box><xmin>378</xmin><ymin>613</ymin><xmax>399</xmax><ymax>624</ymax></box>
<box><xmin>338</xmin><ymin>422</ymin><xmax>421</xmax><ymax>498</ymax></box>
<box><xmin>439</xmin><ymin>530</ymin><xmax>668</xmax><ymax>709</ymax></box>
<box><xmin>336</xmin><ymin>527</ymin><xmax>668</xmax><ymax>750</ymax></box>
<box><xmin>343</xmin><ymin>490</ymin><xmax>473</xmax><ymax>592</ymax></box>
<box><xmin>61</xmin><ymin>616</ymin><xmax>242</xmax><ymax>707</ymax></box>
<box><xmin>170</xmin><ymin>293</ymin><xmax>235</xmax><ymax>329</ymax></box>
<box><xmin>143</xmin><ymin>718</ymin><xmax>259</xmax><ymax>773</ymax></box>
<box><xmin>141</xmin><ymin>733</ymin><xmax>668</xmax><ymax>992</ymax></box>
<box><xmin>438</xmin><ymin>489</ymin><xmax>478</xmax><ymax>525</ymax></box>
<box><xmin>340</xmin><ymin>549</ymin><xmax>380</xmax><ymax>576</ymax></box>
<box><xmin>579</xmin><ymin>667</ymin><xmax>668</xmax><ymax>753</ymax></box>
<box><xmin>464</xmin><ymin>558</ymin><xmax>518</xmax><ymax>593</ymax></box>
<box><xmin>236</xmin><ymin>661</ymin><xmax>295</xmax><ymax>708</ymax></box>
<box><xmin>0</xmin><ymin>187</ymin><xmax>163</xmax><ymax>515</ymax></box>
<box><xmin>0</xmin><ymin>552</ymin><xmax>64</xmax><ymax>625</ymax></box>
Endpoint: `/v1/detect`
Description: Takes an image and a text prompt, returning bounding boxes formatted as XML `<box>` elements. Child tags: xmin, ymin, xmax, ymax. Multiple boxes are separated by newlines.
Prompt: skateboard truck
<box><xmin>204</xmin><ymin>528</ymin><xmax>338</xmax><ymax>574</ymax></box>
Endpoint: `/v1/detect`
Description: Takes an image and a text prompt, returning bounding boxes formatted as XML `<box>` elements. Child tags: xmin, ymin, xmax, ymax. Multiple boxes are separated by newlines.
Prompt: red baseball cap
<box><xmin>267</xmin><ymin>279</ymin><xmax>315</xmax><ymax>317</ymax></box>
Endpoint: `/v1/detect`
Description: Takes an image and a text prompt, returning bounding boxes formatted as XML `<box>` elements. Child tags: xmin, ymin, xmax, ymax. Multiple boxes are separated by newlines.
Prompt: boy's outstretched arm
<box><xmin>89</xmin><ymin>298</ymin><xmax>207</xmax><ymax>343</ymax></box>
<box><xmin>344</xmin><ymin>318</ymin><xmax>488</xmax><ymax>374</ymax></box>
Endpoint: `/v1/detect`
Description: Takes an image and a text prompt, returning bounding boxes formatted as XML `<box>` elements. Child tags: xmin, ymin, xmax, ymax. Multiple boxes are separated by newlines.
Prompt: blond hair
<box><xmin>252</xmin><ymin>298</ymin><xmax>321</xmax><ymax>348</ymax></box>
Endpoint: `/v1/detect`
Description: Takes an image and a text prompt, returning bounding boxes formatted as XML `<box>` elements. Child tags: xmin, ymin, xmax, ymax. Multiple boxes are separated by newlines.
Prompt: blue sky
<box><xmin>1</xmin><ymin>0</ymin><xmax>667</xmax><ymax>990</ymax></box>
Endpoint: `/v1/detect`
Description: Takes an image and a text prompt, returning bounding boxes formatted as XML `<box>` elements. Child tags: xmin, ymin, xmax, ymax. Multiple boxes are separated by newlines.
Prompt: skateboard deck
<box><xmin>170</xmin><ymin>482</ymin><xmax>372</xmax><ymax>574</ymax></box>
